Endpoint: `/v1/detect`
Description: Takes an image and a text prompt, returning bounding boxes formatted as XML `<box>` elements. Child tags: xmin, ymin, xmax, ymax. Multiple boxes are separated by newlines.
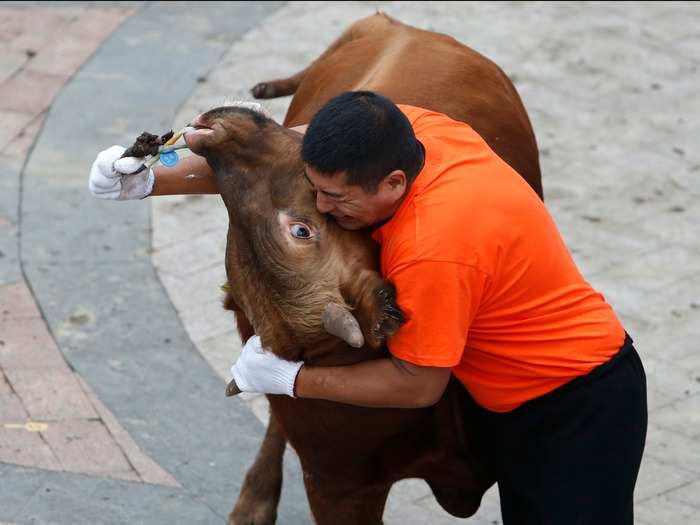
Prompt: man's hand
<box><xmin>230</xmin><ymin>336</ymin><xmax>304</xmax><ymax>397</ymax></box>
<box><xmin>89</xmin><ymin>145</ymin><xmax>155</xmax><ymax>200</ymax></box>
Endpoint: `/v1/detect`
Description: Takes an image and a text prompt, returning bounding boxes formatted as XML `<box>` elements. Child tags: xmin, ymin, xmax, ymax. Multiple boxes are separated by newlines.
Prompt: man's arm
<box><xmin>149</xmin><ymin>124</ymin><xmax>308</xmax><ymax>196</ymax></box>
<box><xmin>230</xmin><ymin>335</ymin><xmax>452</xmax><ymax>409</ymax></box>
<box><xmin>150</xmin><ymin>154</ymin><xmax>218</xmax><ymax>195</ymax></box>
<box><xmin>89</xmin><ymin>123</ymin><xmax>309</xmax><ymax>200</ymax></box>
<box><xmin>296</xmin><ymin>357</ymin><xmax>452</xmax><ymax>409</ymax></box>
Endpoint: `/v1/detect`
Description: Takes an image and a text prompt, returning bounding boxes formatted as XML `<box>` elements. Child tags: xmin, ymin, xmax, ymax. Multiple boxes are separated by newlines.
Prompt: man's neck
<box><xmin>385</xmin><ymin>139</ymin><xmax>425</xmax><ymax>219</ymax></box>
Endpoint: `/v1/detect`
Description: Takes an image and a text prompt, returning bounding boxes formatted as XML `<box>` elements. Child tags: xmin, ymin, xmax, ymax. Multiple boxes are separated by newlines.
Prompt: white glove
<box><xmin>230</xmin><ymin>335</ymin><xmax>304</xmax><ymax>397</ymax></box>
<box><xmin>89</xmin><ymin>145</ymin><xmax>155</xmax><ymax>200</ymax></box>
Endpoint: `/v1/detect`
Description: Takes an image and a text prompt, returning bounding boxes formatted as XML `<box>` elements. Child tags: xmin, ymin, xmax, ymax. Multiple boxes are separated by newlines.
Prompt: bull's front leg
<box><xmin>229</xmin><ymin>410</ymin><xmax>287</xmax><ymax>525</ymax></box>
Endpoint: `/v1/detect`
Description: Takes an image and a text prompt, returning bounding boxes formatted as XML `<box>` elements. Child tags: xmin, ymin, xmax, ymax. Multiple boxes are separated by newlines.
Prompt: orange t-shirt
<box><xmin>372</xmin><ymin>105</ymin><xmax>625</xmax><ymax>412</ymax></box>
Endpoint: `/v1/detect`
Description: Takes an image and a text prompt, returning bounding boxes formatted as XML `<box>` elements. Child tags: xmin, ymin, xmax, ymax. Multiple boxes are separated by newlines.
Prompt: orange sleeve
<box><xmin>386</xmin><ymin>260</ymin><xmax>488</xmax><ymax>367</ymax></box>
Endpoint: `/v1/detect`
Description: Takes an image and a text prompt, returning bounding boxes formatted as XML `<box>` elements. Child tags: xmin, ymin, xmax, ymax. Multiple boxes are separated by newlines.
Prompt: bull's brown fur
<box><xmin>191</xmin><ymin>13</ymin><xmax>542</xmax><ymax>525</ymax></box>
<box><xmin>272</xmin><ymin>12</ymin><xmax>542</xmax><ymax>198</ymax></box>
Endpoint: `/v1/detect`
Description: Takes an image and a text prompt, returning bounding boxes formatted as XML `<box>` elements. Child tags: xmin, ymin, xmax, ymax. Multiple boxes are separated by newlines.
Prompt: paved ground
<box><xmin>1</xmin><ymin>1</ymin><xmax>698</xmax><ymax>524</ymax></box>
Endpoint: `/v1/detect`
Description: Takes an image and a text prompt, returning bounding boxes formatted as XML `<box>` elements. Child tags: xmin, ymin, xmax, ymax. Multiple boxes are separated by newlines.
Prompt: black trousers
<box><xmin>476</xmin><ymin>334</ymin><xmax>647</xmax><ymax>525</ymax></box>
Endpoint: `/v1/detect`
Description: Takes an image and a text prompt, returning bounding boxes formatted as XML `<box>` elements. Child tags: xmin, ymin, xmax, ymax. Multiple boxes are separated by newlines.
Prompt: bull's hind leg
<box><xmin>251</xmin><ymin>12</ymin><xmax>398</xmax><ymax>99</ymax></box>
<box><xmin>229</xmin><ymin>412</ymin><xmax>287</xmax><ymax>525</ymax></box>
<box><xmin>304</xmin><ymin>480</ymin><xmax>391</xmax><ymax>525</ymax></box>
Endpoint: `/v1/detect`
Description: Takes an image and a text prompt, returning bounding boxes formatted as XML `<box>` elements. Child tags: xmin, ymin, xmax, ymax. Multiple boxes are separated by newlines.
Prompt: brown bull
<box><xmin>185</xmin><ymin>13</ymin><xmax>542</xmax><ymax>525</ymax></box>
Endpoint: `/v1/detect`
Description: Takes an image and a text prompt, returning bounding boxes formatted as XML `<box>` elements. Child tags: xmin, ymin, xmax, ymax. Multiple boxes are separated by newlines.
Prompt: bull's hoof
<box><xmin>228</xmin><ymin>509</ymin><xmax>276</xmax><ymax>525</ymax></box>
<box><xmin>251</xmin><ymin>82</ymin><xmax>275</xmax><ymax>99</ymax></box>
<box><xmin>226</xmin><ymin>378</ymin><xmax>242</xmax><ymax>397</ymax></box>
<box><xmin>229</xmin><ymin>496</ymin><xmax>278</xmax><ymax>525</ymax></box>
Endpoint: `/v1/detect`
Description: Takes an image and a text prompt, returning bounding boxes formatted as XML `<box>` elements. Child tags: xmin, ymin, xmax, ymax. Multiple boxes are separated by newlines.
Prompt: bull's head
<box><xmin>185</xmin><ymin>105</ymin><xmax>404</xmax><ymax>361</ymax></box>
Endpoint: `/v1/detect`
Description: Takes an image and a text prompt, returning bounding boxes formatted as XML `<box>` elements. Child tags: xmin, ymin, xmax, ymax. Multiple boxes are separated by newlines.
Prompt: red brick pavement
<box><xmin>0</xmin><ymin>4</ymin><xmax>178</xmax><ymax>487</ymax></box>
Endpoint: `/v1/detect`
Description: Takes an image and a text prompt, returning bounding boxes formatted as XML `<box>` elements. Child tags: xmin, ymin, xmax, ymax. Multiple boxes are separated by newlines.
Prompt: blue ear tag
<box><xmin>160</xmin><ymin>150</ymin><xmax>179</xmax><ymax>167</ymax></box>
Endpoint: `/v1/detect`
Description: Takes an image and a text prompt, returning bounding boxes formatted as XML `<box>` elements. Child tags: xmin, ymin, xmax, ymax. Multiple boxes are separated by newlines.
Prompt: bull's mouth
<box><xmin>186</xmin><ymin>116</ymin><xmax>215</xmax><ymax>136</ymax></box>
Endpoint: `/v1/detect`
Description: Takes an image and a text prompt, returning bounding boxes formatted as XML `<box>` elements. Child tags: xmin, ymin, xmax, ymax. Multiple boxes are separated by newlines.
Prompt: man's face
<box><xmin>304</xmin><ymin>166</ymin><xmax>407</xmax><ymax>230</ymax></box>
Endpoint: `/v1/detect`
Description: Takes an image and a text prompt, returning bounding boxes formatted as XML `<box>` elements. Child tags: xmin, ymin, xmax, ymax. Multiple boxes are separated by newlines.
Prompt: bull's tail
<box><xmin>251</xmin><ymin>12</ymin><xmax>399</xmax><ymax>100</ymax></box>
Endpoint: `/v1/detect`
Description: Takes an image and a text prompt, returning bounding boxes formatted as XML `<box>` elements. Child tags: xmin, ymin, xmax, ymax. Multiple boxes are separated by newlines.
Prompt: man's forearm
<box><xmin>151</xmin><ymin>154</ymin><xmax>218</xmax><ymax>195</ymax></box>
<box><xmin>295</xmin><ymin>357</ymin><xmax>451</xmax><ymax>409</ymax></box>
<box><xmin>149</xmin><ymin>124</ymin><xmax>307</xmax><ymax>197</ymax></box>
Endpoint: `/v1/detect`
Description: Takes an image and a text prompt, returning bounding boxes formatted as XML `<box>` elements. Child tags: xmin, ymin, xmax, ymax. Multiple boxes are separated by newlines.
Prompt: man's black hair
<box><xmin>301</xmin><ymin>91</ymin><xmax>424</xmax><ymax>192</ymax></box>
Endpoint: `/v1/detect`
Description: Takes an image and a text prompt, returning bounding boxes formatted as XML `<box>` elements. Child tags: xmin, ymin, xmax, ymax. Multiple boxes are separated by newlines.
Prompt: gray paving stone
<box><xmin>154</xmin><ymin>246</ymin><xmax>228</xmax><ymax>308</ymax></box>
<box><xmin>663</xmin><ymin>479</ymin><xmax>700</xmax><ymax>510</ymax></box>
<box><xmin>0</xmin><ymin>463</ymin><xmax>219</xmax><ymax>525</ymax></box>
<box><xmin>653</xmin><ymin>394</ymin><xmax>700</xmax><ymax>440</ymax></box>
<box><xmin>177</xmin><ymin>298</ymin><xmax>238</xmax><ymax>345</ymax></box>
<box><xmin>21</xmin><ymin>186</ymin><xmax>152</xmax><ymax>265</ymax></box>
<box><xmin>152</xmin><ymin>228</ymin><xmax>227</xmax><ymax>279</ymax></box>
<box><xmin>197</xmin><ymin>329</ymin><xmax>243</xmax><ymax>381</ymax></box>
<box><xmin>151</xmin><ymin>194</ymin><xmax>228</xmax><ymax>251</ymax></box>
<box><xmin>636</xmin><ymin>491</ymin><xmax>700</xmax><ymax>525</ymax></box>
<box><xmin>242</xmin><ymin>393</ymin><xmax>270</xmax><ymax>428</ymax></box>
<box><xmin>0</xmin><ymin>463</ymin><xmax>47</xmax><ymax>521</ymax></box>
<box><xmin>647</xmin><ymin>385</ymin><xmax>681</xmax><ymax>414</ymax></box>
<box><xmin>645</xmin><ymin>424</ymin><xmax>700</xmax><ymax>476</ymax></box>
<box><xmin>635</xmin><ymin>454</ymin><xmax>699</xmax><ymax>504</ymax></box>
<box><xmin>642</xmin><ymin>355</ymin><xmax>700</xmax><ymax>411</ymax></box>
<box><xmin>590</xmin><ymin>245</ymin><xmax>700</xmax><ymax>300</ymax></box>
<box><xmin>636</xmin><ymin>314</ymin><xmax>700</xmax><ymax>362</ymax></box>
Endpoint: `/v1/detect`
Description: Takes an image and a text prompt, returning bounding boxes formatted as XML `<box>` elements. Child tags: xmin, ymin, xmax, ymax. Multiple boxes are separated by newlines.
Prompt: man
<box><xmin>90</xmin><ymin>92</ymin><xmax>647</xmax><ymax>524</ymax></box>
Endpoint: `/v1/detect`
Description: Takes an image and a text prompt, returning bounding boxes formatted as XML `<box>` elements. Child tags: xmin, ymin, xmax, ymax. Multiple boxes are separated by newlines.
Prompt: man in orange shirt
<box><xmin>89</xmin><ymin>92</ymin><xmax>647</xmax><ymax>524</ymax></box>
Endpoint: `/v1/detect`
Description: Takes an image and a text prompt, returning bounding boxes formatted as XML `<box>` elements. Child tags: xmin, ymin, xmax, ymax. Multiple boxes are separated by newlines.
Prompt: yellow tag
<box><xmin>3</xmin><ymin>421</ymin><xmax>48</xmax><ymax>432</ymax></box>
<box><xmin>25</xmin><ymin>421</ymin><xmax>49</xmax><ymax>432</ymax></box>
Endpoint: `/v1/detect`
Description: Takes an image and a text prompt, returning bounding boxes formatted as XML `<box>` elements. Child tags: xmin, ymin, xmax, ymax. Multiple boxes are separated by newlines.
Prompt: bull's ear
<box><xmin>373</xmin><ymin>283</ymin><xmax>405</xmax><ymax>338</ymax></box>
<box><xmin>342</xmin><ymin>276</ymin><xmax>406</xmax><ymax>350</ymax></box>
<box><xmin>347</xmin><ymin>280</ymin><xmax>406</xmax><ymax>350</ymax></box>
<box><xmin>322</xmin><ymin>303</ymin><xmax>365</xmax><ymax>348</ymax></box>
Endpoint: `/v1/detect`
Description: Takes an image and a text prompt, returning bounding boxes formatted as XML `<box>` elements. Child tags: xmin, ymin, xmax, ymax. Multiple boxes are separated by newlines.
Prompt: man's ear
<box><xmin>385</xmin><ymin>169</ymin><xmax>407</xmax><ymax>192</ymax></box>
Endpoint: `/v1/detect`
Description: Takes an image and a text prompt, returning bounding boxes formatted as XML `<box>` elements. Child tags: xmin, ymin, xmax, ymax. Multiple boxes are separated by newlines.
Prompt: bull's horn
<box><xmin>226</xmin><ymin>378</ymin><xmax>242</xmax><ymax>397</ymax></box>
<box><xmin>322</xmin><ymin>303</ymin><xmax>364</xmax><ymax>348</ymax></box>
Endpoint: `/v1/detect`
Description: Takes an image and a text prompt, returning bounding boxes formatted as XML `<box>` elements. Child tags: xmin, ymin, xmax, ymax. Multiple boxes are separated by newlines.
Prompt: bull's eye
<box><xmin>290</xmin><ymin>223</ymin><xmax>313</xmax><ymax>240</ymax></box>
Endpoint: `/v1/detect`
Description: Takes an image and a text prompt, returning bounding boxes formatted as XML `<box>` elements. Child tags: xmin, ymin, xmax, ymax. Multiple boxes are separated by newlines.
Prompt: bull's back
<box><xmin>284</xmin><ymin>16</ymin><xmax>542</xmax><ymax>197</ymax></box>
